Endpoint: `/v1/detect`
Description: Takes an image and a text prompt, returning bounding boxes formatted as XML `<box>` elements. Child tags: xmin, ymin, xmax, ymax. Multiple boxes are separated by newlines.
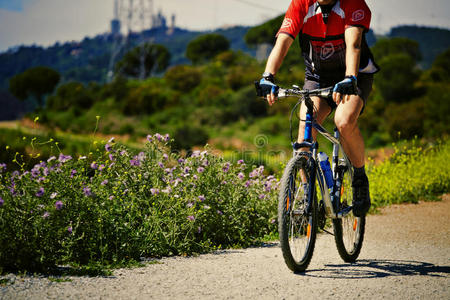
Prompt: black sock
<box><xmin>353</xmin><ymin>166</ymin><xmax>367</xmax><ymax>180</ymax></box>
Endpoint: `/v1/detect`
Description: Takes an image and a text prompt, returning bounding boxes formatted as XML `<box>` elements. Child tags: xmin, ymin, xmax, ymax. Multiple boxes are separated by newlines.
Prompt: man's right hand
<box><xmin>258</xmin><ymin>77</ymin><xmax>279</xmax><ymax>106</ymax></box>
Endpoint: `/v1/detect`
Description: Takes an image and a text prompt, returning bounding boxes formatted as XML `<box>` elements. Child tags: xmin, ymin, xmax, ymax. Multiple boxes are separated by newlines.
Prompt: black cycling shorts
<box><xmin>303</xmin><ymin>73</ymin><xmax>373</xmax><ymax>114</ymax></box>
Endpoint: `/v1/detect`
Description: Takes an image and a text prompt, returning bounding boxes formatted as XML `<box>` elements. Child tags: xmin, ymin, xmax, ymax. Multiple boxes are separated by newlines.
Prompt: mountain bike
<box><xmin>255</xmin><ymin>82</ymin><xmax>365</xmax><ymax>273</ymax></box>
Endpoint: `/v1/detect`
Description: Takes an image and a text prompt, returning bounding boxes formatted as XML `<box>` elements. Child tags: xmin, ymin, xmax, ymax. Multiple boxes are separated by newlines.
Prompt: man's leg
<box><xmin>334</xmin><ymin>95</ymin><xmax>370</xmax><ymax>216</ymax></box>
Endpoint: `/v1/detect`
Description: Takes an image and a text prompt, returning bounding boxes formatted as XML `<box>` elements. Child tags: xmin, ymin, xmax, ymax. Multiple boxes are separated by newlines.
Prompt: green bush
<box><xmin>46</xmin><ymin>82</ymin><xmax>94</xmax><ymax>111</ymax></box>
<box><xmin>186</xmin><ymin>34</ymin><xmax>230</xmax><ymax>64</ymax></box>
<box><xmin>368</xmin><ymin>139</ymin><xmax>450</xmax><ymax>208</ymax></box>
<box><xmin>0</xmin><ymin>134</ymin><xmax>278</xmax><ymax>272</ymax></box>
<box><xmin>164</xmin><ymin>65</ymin><xmax>202</xmax><ymax>92</ymax></box>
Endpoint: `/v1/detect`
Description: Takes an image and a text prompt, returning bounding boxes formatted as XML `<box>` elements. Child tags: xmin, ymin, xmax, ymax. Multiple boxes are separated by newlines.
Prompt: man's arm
<box><xmin>264</xmin><ymin>33</ymin><xmax>294</xmax><ymax>105</ymax></box>
<box><xmin>333</xmin><ymin>26</ymin><xmax>364</xmax><ymax>104</ymax></box>
<box><xmin>344</xmin><ymin>26</ymin><xmax>364</xmax><ymax>77</ymax></box>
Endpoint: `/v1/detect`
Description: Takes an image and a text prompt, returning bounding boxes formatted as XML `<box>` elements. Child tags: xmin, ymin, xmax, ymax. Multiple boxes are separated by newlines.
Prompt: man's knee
<box><xmin>334</xmin><ymin>113</ymin><xmax>357</xmax><ymax>135</ymax></box>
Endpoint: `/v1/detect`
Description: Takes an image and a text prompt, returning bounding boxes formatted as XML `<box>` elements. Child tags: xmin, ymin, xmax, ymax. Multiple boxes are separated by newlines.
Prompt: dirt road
<box><xmin>2</xmin><ymin>195</ymin><xmax>449</xmax><ymax>299</ymax></box>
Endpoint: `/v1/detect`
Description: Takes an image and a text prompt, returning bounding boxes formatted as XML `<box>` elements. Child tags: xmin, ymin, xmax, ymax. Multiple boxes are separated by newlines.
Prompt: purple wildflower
<box><xmin>105</xmin><ymin>143</ymin><xmax>112</xmax><ymax>152</ymax></box>
<box><xmin>178</xmin><ymin>158</ymin><xmax>185</xmax><ymax>164</ymax></box>
<box><xmin>99</xmin><ymin>164</ymin><xmax>105</xmax><ymax>171</ymax></box>
<box><xmin>191</xmin><ymin>150</ymin><xmax>200</xmax><ymax>158</ymax></box>
<box><xmin>187</xmin><ymin>215</ymin><xmax>195</xmax><ymax>221</ymax></box>
<box><xmin>198</xmin><ymin>195</ymin><xmax>205</xmax><ymax>202</ymax></box>
<box><xmin>150</xmin><ymin>188</ymin><xmax>160</xmax><ymax>195</ymax></box>
<box><xmin>138</xmin><ymin>152</ymin><xmax>146</xmax><ymax>161</ymax></box>
<box><xmin>58</xmin><ymin>153</ymin><xmax>72</xmax><ymax>163</ymax></box>
<box><xmin>109</xmin><ymin>154</ymin><xmax>115</xmax><ymax>161</ymax></box>
<box><xmin>43</xmin><ymin>167</ymin><xmax>49</xmax><ymax>176</ymax></box>
<box><xmin>70</xmin><ymin>169</ymin><xmax>77</xmax><ymax>178</ymax></box>
<box><xmin>217</xmin><ymin>210</ymin><xmax>223</xmax><ymax>215</ymax></box>
<box><xmin>50</xmin><ymin>192</ymin><xmax>58</xmax><ymax>199</ymax></box>
<box><xmin>120</xmin><ymin>150</ymin><xmax>127</xmax><ymax>156</ymax></box>
<box><xmin>193</xmin><ymin>175</ymin><xmax>198</xmax><ymax>180</ymax></box>
<box><xmin>0</xmin><ymin>163</ymin><xmax>6</xmax><ymax>173</ymax></box>
<box><xmin>203</xmin><ymin>205</ymin><xmax>210</xmax><ymax>209</ymax></box>
<box><xmin>270</xmin><ymin>218</ymin><xmax>276</xmax><ymax>224</ymax></box>
<box><xmin>245</xmin><ymin>180</ymin><xmax>251</xmax><ymax>188</ymax></box>
<box><xmin>37</xmin><ymin>177</ymin><xmax>45</xmax><ymax>183</ymax></box>
<box><xmin>164</xmin><ymin>133</ymin><xmax>170</xmax><ymax>142</ymax></box>
<box><xmin>130</xmin><ymin>158</ymin><xmax>141</xmax><ymax>167</ymax></box>
<box><xmin>259</xmin><ymin>194</ymin><xmax>266</xmax><ymax>199</ymax></box>
<box><xmin>0</xmin><ymin>197</ymin><xmax>4</xmax><ymax>206</ymax></box>
<box><xmin>162</xmin><ymin>186</ymin><xmax>172</xmax><ymax>194</ymax></box>
<box><xmin>221</xmin><ymin>180</ymin><xmax>227</xmax><ymax>185</ymax></box>
<box><xmin>36</xmin><ymin>187</ymin><xmax>45</xmax><ymax>197</ymax></box>
<box><xmin>68</xmin><ymin>226</ymin><xmax>73</xmax><ymax>234</ymax></box>
<box><xmin>158</xmin><ymin>162</ymin><xmax>164</xmax><ymax>168</ymax></box>
<box><xmin>237</xmin><ymin>159</ymin><xmax>244</xmax><ymax>164</ymax></box>
<box><xmin>187</xmin><ymin>202</ymin><xmax>193</xmax><ymax>208</ymax></box>
<box><xmin>202</xmin><ymin>159</ymin><xmax>209</xmax><ymax>167</ymax></box>
<box><xmin>55</xmin><ymin>201</ymin><xmax>63</xmax><ymax>210</ymax></box>
<box><xmin>238</xmin><ymin>172</ymin><xmax>245</xmax><ymax>180</ymax></box>
<box><xmin>31</xmin><ymin>168</ymin><xmax>40</xmax><ymax>178</ymax></box>
<box><xmin>83</xmin><ymin>187</ymin><xmax>93</xmax><ymax>197</ymax></box>
<box><xmin>162</xmin><ymin>153</ymin><xmax>168</xmax><ymax>161</ymax></box>
<box><xmin>47</xmin><ymin>156</ymin><xmax>56</xmax><ymax>163</ymax></box>
<box><xmin>90</xmin><ymin>162</ymin><xmax>98</xmax><ymax>169</ymax></box>
<box><xmin>9</xmin><ymin>186</ymin><xmax>16</xmax><ymax>196</ymax></box>
<box><xmin>101</xmin><ymin>180</ymin><xmax>108</xmax><ymax>186</ymax></box>
<box><xmin>146</xmin><ymin>134</ymin><xmax>153</xmax><ymax>142</ymax></box>
<box><xmin>42</xmin><ymin>211</ymin><xmax>50</xmax><ymax>218</ymax></box>
<box><xmin>198</xmin><ymin>226</ymin><xmax>202</xmax><ymax>233</ymax></box>
<box><xmin>108</xmin><ymin>137</ymin><xmax>115</xmax><ymax>143</ymax></box>
<box><xmin>222</xmin><ymin>162</ymin><xmax>230</xmax><ymax>173</ymax></box>
<box><xmin>154</xmin><ymin>133</ymin><xmax>162</xmax><ymax>141</ymax></box>
<box><xmin>197</xmin><ymin>167</ymin><xmax>205</xmax><ymax>173</ymax></box>
<box><xmin>109</xmin><ymin>195</ymin><xmax>115</xmax><ymax>200</ymax></box>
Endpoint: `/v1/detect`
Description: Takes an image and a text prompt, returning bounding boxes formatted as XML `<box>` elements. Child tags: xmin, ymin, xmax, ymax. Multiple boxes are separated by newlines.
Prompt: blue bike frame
<box><xmin>292</xmin><ymin>96</ymin><xmax>353</xmax><ymax>219</ymax></box>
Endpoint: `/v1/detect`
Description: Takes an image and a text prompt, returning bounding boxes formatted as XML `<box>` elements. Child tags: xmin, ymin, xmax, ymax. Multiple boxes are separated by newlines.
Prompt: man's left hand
<box><xmin>333</xmin><ymin>75</ymin><xmax>357</xmax><ymax>105</ymax></box>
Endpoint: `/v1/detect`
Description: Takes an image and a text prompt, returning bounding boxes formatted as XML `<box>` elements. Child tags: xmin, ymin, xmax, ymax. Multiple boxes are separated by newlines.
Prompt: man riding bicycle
<box><xmin>259</xmin><ymin>0</ymin><xmax>379</xmax><ymax>216</ymax></box>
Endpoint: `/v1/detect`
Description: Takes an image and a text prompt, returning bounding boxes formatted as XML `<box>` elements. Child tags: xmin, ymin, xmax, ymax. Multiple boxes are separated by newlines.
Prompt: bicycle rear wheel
<box><xmin>278</xmin><ymin>155</ymin><xmax>317</xmax><ymax>272</ymax></box>
<box><xmin>332</xmin><ymin>168</ymin><xmax>365</xmax><ymax>262</ymax></box>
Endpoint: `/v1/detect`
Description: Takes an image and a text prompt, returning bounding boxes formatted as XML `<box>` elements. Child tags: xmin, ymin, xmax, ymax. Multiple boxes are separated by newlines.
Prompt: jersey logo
<box><xmin>320</xmin><ymin>43</ymin><xmax>335</xmax><ymax>60</ymax></box>
<box><xmin>280</xmin><ymin>18</ymin><xmax>293</xmax><ymax>29</ymax></box>
<box><xmin>352</xmin><ymin>9</ymin><xmax>365</xmax><ymax>22</ymax></box>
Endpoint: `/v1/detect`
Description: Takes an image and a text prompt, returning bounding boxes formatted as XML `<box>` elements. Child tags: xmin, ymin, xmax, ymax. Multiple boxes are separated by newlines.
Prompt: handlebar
<box><xmin>254</xmin><ymin>81</ymin><xmax>333</xmax><ymax>100</ymax></box>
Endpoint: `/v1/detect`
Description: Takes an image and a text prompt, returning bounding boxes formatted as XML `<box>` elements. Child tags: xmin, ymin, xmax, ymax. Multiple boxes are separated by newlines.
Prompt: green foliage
<box><xmin>186</xmin><ymin>34</ymin><xmax>230</xmax><ymax>64</ymax></box>
<box><xmin>0</xmin><ymin>135</ymin><xmax>278</xmax><ymax>272</ymax></box>
<box><xmin>244</xmin><ymin>14</ymin><xmax>284</xmax><ymax>46</ymax></box>
<box><xmin>368</xmin><ymin>139</ymin><xmax>450</xmax><ymax>208</ymax></box>
<box><xmin>374</xmin><ymin>53</ymin><xmax>421</xmax><ymax>102</ymax></box>
<box><xmin>115</xmin><ymin>43</ymin><xmax>171</xmax><ymax>78</ymax></box>
<box><xmin>371</xmin><ymin>37</ymin><xmax>421</xmax><ymax>62</ymax></box>
<box><xmin>164</xmin><ymin>65</ymin><xmax>202</xmax><ymax>91</ymax></box>
<box><xmin>425</xmin><ymin>48</ymin><xmax>450</xmax><ymax>82</ymax></box>
<box><xmin>46</xmin><ymin>82</ymin><xmax>94</xmax><ymax>111</ymax></box>
<box><xmin>8</xmin><ymin>66</ymin><xmax>60</xmax><ymax>108</ymax></box>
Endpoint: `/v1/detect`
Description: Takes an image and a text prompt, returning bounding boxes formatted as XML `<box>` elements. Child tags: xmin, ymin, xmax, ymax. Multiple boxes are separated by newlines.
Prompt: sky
<box><xmin>0</xmin><ymin>0</ymin><xmax>449</xmax><ymax>52</ymax></box>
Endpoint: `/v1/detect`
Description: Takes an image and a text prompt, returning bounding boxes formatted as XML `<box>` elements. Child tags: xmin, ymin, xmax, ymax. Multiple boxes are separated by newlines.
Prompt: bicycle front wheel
<box><xmin>278</xmin><ymin>155</ymin><xmax>317</xmax><ymax>273</ymax></box>
<box><xmin>332</xmin><ymin>169</ymin><xmax>365</xmax><ymax>262</ymax></box>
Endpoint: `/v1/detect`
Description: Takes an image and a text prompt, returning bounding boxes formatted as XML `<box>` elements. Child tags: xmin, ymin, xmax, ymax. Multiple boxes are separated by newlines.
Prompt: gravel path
<box><xmin>2</xmin><ymin>195</ymin><xmax>449</xmax><ymax>300</ymax></box>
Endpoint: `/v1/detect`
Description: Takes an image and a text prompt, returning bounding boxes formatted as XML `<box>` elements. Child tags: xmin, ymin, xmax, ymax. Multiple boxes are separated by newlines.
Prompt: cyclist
<box><xmin>259</xmin><ymin>0</ymin><xmax>379</xmax><ymax>216</ymax></box>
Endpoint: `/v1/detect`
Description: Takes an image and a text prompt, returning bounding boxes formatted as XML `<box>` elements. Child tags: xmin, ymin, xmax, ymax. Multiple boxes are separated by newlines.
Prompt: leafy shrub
<box><xmin>368</xmin><ymin>139</ymin><xmax>450</xmax><ymax>208</ymax></box>
<box><xmin>172</xmin><ymin>125</ymin><xmax>209</xmax><ymax>150</ymax></box>
<box><xmin>164</xmin><ymin>65</ymin><xmax>202</xmax><ymax>92</ymax></box>
<box><xmin>0</xmin><ymin>134</ymin><xmax>278</xmax><ymax>272</ymax></box>
<box><xmin>46</xmin><ymin>82</ymin><xmax>94</xmax><ymax>111</ymax></box>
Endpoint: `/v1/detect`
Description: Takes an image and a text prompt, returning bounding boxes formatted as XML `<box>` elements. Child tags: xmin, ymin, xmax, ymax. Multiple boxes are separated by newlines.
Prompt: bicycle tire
<box><xmin>278</xmin><ymin>154</ymin><xmax>317</xmax><ymax>273</ymax></box>
<box><xmin>332</xmin><ymin>168</ymin><xmax>365</xmax><ymax>262</ymax></box>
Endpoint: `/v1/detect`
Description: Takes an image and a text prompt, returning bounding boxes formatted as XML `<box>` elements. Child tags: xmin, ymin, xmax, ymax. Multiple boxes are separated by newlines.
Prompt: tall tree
<box><xmin>186</xmin><ymin>34</ymin><xmax>230</xmax><ymax>64</ymax></box>
<box><xmin>115</xmin><ymin>43</ymin><xmax>171</xmax><ymax>79</ymax></box>
<box><xmin>9</xmin><ymin>66</ymin><xmax>60</xmax><ymax>108</ymax></box>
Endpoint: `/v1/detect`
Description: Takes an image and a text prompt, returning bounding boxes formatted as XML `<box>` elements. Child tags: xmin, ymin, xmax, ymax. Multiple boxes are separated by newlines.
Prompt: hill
<box><xmin>389</xmin><ymin>25</ymin><xmax>450</xmax><ymax>68</ymax></box>
<box><xmin>0</xmin><ymin>26</ymin><xmax>253</xmax><ymax>90</ymax></box>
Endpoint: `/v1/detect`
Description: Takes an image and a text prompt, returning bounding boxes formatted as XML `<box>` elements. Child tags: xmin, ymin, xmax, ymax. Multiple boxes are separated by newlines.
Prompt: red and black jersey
<box><xmin>277</xmin><ymin>0</ymin><xmax>379</xmax><ymax>83</ymax></box>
